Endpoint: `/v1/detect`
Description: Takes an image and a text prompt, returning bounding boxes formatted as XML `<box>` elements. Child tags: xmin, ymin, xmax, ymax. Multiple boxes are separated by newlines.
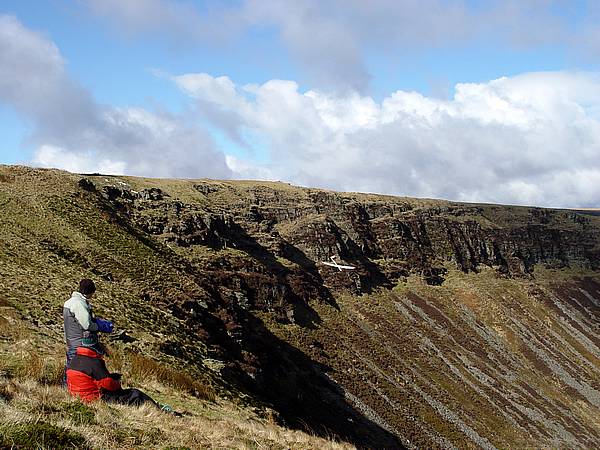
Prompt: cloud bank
<box><xmin>2</xmin><ymin>13</ymin><xmax>599</xmax><ymax>208</ymax></box>
<box><xmin>174</xmin><ymin>71</ymin><xmax>600</xmax><ymax>208</ymax></box>
<box><xmin>0</xmin><ymin>15</ymin><xmax>231</xmax><ymax>179</ymax></box>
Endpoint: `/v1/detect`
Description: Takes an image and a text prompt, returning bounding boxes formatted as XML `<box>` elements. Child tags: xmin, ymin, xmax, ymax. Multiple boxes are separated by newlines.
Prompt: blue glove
<box><xmin>95</xmin><ymin>318</ymin><xmax>114</xmax><ymax>333</ymax></box>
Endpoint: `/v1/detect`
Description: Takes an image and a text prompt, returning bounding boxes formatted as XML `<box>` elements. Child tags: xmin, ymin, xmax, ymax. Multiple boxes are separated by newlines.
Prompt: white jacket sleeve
<box><xmin>72</xmin><ymin>299</ymin><xmax>98</xmax><ymax>331</ymax></box>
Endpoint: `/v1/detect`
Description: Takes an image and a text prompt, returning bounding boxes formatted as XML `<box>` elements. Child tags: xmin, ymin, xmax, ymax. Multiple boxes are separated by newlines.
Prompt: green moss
<box><xmin>392</xmin><ymin>281</ymin><xmax>409</xmax><ymax>294</ymax></box>
<box><xmin>60</xmin><ymin>401</ymin><xmax>96</xmax><ymax>426</ymax></box>
<box><xmin>0</xmin><ymin>421</ymin><xmax>88</xmax><ymax>449</ymax></box>
<box><xmin>275</xmin><ymin>256</ymin><xmax>299</xmax><ymax>269</ymax></box>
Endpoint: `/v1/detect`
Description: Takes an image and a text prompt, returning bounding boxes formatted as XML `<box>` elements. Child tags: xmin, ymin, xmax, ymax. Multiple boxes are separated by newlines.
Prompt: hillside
<box><xmin>1</xmin><ymin>165</ymin><xmax>599</xmax><ymax>448</ymax></box>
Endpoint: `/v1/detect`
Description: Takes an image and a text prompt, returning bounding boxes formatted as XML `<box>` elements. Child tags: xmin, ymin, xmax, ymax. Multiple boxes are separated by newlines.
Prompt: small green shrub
<box><xmin>32</xmin><ymin>403</ymin><xmax>60</xmax><ymax>415</ymax></box>
<box><xmin>0</xmin><ymin>421</ymin><xmax>88</xmax><ymax>449</ymax></box>
<box><xmin>61</xmin><ymin>401</ymin><xmax>96</xmax><ymax>425</ymax></box>
<box><xmin>37</xmin><ymin>361</ymin><xmax>65</xmax><ymax>386</ymax></box>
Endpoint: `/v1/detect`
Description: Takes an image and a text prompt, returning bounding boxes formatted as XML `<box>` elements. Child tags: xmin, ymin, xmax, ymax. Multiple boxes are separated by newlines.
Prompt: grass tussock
<box><xmin>60</xmin><ymin>402</ymin><xmax>97</xmax><ymax>426</ymax></box>
<box><xmin>1</xmin><ymin>350</ymin><xmax>64</xmax><ymax>386</ymax></box>
<box><xmin>0</xmin><ymin>379</ymin><xmax>16</xmax><ymax>402</ymax></box>
<box><xmin>0</xmin><ymin>421</ymin><xmax>89</xmax><ymax>449</ymax></box>
<box><xmin>129</xmin><ymin>353</ymin><xmax>216</xmax><ymax>402</ymax></box>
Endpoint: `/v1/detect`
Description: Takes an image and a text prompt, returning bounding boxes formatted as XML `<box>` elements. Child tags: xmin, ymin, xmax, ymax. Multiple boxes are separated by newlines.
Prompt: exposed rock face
<box><xmin>95</xmin><ymin>178</ymin><xmax>599</xmax><ymax>307</ymax></box>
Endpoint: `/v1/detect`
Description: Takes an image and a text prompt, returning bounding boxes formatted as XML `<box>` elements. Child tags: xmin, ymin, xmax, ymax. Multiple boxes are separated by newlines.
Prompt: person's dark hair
<box><xmin>79</xmin><ymin>279</ymin><xmax>96</xmax><ymax>296</ymax></box>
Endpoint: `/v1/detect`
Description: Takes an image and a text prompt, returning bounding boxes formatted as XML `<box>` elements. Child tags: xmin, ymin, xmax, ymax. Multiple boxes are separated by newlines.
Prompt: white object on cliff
<box><xmin>322</xmin><ymin>255</ymin><xmax>356</xmax><ymax>271</ymax></box>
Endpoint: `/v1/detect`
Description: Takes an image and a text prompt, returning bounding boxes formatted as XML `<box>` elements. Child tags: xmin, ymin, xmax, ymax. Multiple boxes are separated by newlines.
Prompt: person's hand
<box><xmin>95</xmin><ymin>318</ymin><xmax>114</xmax><ymax>333</ymax></box>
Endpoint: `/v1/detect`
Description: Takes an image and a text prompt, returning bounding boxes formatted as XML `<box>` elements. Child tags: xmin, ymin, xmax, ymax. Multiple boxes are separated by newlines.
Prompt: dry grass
<box><xmin>128</xmin><ymin>353</ymin><xmax>216</xmax><ymax>402</ymax></box>
<box><xmin>3</xmin><ymin>350</ymin><xmax>65</xmax><ymax>386</ymax></box>
<box><xmin>0</xmin><ymin>310</ymin><xmax>353</xmax><ymax>449</ymax></box>
<box><xmin>0</xmin><ymin>376</ymin><xmax>354</xmax><ymax>450</ymax></box>
<box><xmin>0</xmin><ymin>321</ymin><xmax>65</xmax><ymax>387</ymax></box>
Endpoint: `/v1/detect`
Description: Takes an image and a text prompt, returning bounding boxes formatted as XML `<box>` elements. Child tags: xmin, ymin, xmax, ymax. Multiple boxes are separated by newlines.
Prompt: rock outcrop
<box><xmin>95</xmin><ymin>178</ymin><xmax>600</xmax><ymax>305</ymax></box>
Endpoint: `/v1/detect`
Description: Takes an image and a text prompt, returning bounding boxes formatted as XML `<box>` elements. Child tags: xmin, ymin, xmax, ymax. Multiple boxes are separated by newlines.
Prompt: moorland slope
<box><xmin>1</xmin><ymin>165</ymin><xmax>599</xmax><ymax>448</ymax></box>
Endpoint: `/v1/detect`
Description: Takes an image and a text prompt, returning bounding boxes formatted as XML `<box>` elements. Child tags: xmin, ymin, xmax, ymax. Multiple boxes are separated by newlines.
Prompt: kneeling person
<box><xmin>66</xmin><ymin>335</ymin><xmax>156</xmax><ymax>408</ymax></box>
<box><xmin>63</xmin><ymin>279</ymin><xmax>114</xmax><ymax>383</ymax></box>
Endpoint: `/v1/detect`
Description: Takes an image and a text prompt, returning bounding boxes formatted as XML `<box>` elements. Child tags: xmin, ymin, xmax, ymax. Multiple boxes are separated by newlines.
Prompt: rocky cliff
<box><xmin>98</xmin><ymin>176</ymin><xmax>599</xmax><ymax>297</ymax></box>
<box><xmin>1</xmin><ymin>165</ymin><xmax>599</xmax><ymax>448</ymax></box>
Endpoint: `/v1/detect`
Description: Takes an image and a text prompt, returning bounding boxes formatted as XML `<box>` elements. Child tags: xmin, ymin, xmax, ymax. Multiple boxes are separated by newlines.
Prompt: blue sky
<box><xmin>1</xmin><ymin>1</ymin><xmax>599</xmax><ymax>207</ymax></box>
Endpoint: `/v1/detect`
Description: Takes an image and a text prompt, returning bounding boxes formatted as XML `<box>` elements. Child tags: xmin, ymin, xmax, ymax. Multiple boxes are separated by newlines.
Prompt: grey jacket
<box><xmin>63</xmin><ymin>291</ymin><xmax>98</xmax><ymax>349</ymax></box>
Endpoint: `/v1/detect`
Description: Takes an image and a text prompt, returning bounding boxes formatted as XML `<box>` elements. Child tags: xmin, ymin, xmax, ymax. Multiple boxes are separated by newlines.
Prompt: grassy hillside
<box><xmin>0</xmin><ymin>349</ymin><xmax>350</xmax><ymax>449</ymax></box>
<box><xmin>1</xmin><ymin>165</ymin><xmax>599</xmax><ymax>448</ymax></box>
<box><xmin>0</xmin><ymin>166</ymin><xmax>352</xmax><ymax>449</ymax></box>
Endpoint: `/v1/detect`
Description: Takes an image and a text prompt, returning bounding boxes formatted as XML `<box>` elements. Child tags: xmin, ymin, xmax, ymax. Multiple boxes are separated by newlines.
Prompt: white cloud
<box><xmin>174</xmin><ymin>71</ymin><xmax>600</xmax><ymax>208</ymax></box>
<box><xmin>3</xmin><ymin>14</ymin><xmax>599</xmax><ymax>208</ymax></box>
<box><xmin>176</xmin><ymin>73</ymin><xmax>240</xmax><ymax>107</ymax></box>
<box><xmin>0</xmin><ymin>15</ymin><xmax>232</xmax><ymax>179</ymax></box>
<box><xmin>33</xmin><ymin>145</ymin><xmax>126</xmax><ymax>174</ymax></box>
<box><xmin>225</xmin><ymin>154</ymin><xmax>275</xmax><ymax>181</ymax></box>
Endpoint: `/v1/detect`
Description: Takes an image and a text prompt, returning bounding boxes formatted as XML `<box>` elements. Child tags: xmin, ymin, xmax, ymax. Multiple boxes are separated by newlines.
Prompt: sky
<box><xmin>1</xmin><ymin>1</ymin><xmax>600</xmax><ymax>207</ymax></box>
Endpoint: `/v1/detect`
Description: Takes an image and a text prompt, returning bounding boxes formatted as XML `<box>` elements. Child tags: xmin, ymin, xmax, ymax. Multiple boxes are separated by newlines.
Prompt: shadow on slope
<box><xmin>227</xmin><ymin>309</ymin><xmax>405</xmax><ymax>449</ymax></box>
